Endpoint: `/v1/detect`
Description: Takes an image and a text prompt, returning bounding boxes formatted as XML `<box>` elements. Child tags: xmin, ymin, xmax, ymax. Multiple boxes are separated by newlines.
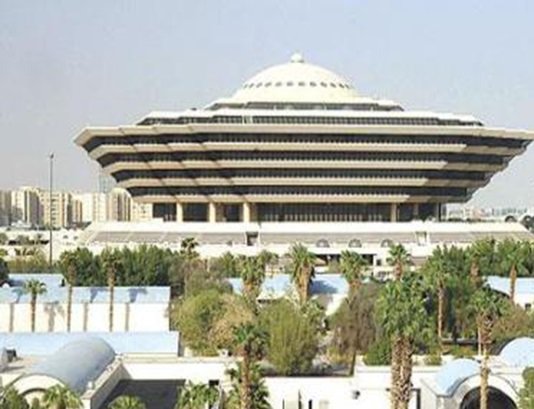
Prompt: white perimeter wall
<box><xmin>0</xmin><ymin>302</ymin><xmax>168</xmax><ymax>332</ymax></box>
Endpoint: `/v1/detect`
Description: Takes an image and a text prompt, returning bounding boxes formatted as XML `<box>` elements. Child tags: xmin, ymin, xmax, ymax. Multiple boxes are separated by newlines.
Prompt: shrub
<box><xmin>363</xmin><ymin>340</ymin><xmax>391</xmax><ymax>366</ymax></box>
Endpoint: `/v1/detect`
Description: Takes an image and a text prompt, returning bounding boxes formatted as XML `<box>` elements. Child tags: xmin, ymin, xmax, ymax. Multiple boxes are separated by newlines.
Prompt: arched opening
<box><xmin>504</xmin><ymin>215</ymin><xmax>517</xmax><ymax>223</ymax></box>
<box><xmin>460</xmin><ymin>386</ymin><xmax>516</xmax><ymax>409</ymax></box>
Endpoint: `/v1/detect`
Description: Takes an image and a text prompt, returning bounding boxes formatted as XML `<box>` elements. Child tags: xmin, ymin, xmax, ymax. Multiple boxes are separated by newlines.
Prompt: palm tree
<box><xmin>177</xmin><ymin>382</ymin><xmax>217</xmax><ymax>409</ymax></box>
<box><xmin>376</xmin><ymin>273</ymin><xmax>429</xmax><ymax>409</ymax></box>
<box><xmin>42</xmin><ymin>384</ymin><xmax>82</xmax><ymax>409</ymax></box>
<box><xmin>471</xmin><ymin>287</ymin><xmax>507</xmax><ymax>409</ymax></box>
<box><xmin>60</xmin><ymin>251</ymin><xmax>78</xmax><ymax>332</ymax></box>
<box><xmin>497</xmin><ymin>239</ymin><xmax>525</xmax><ymax>304</ymax></box>
<box><xmin>233</xmin><ymin>323</ymin><xmax>266</xmax><ymax>409</ymax></box>
<box><xmin>225</xmin><ymin>362</ymin><xmax>271</xmax><ymax>409</ymax></box>
<box><xmin>108</xmin><ymin>395</ymin><xmax>146</xmax><ymax>409</ymax></box>
<box><xmin>467</xmin><ymin>238</ymin><xmax>496</xmax><ymax>286</ymax></box>
<box><xmin>339</xmin><ymin>250</ymin><xmax>368</xmax><ymax>297</ymax></box>
<box><xmin>422</xmin><ymin>246</ymin><xmax>456</xmax><ymax>353</ymax></box>
<box><xmin>387</xmin><ymin>244</ymin><xmax>410</xmax><ymax>280</ymax></box>
<box><xmin>180</xmin><ymin>237</ymin><xmax>199</xmax><ymax>260</ymax></box>
<box><xmin>23</xmin><ymin>279</ymin><xmax>47</xmax><ymax>332</ymax></box>
<box><xmin>240</xmin><ymin>257</ymin><xmax>265</xmax><ymax>302</ymax></box>
<box><xmin>257</xmin><ymin>250</ymin><xmax>278</xmax><ymax>275</ymax></box>
<box><xmin>288</xmin><ymin>243</ymin><xmax>316</xmax><ymax>304</ymax></box>
<box><xmin>101</xmin><ymin>248</ymin><xmax>121</xmax><ymax>332</ymax></box>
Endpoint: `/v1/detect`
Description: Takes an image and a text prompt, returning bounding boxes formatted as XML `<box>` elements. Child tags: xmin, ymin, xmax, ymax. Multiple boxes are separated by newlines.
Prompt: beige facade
<box><xmin>75</xmin><ymin>55</ymin><xmax>534</xmax><ymax>223</ymax></box>
<box><xmin>10</xmin><ymin>187</ymin><xmax>42</xmax><ymax>226</ymax></box>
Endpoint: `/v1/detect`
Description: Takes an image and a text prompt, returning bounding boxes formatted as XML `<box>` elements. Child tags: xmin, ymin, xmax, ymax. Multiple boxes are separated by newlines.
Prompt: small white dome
<box><xmin>230</xmin><ymin>54</ymin><xmax>359</xmax><ymax>103</ymax></box>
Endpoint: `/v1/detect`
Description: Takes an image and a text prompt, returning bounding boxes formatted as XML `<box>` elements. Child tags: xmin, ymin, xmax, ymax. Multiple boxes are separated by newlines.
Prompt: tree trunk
<box><xmin>240</xmin><ymin>355</ymin><xmax>252</xmax><ymax>409</ymax></box>
<box><xmin>108</xmin><ymin>270</ymin><xmax>115</xmax><ymax>332</ymax></box>
<box><xmin>31</xmin><ymin>294</ymin><xmax>36</xmax><ymax>332</ymax></box>
<box><xmin>398</xmin><ymin>337</ymin><xmax>413</xmax><ymax>409</ymax></box>
<box><xmin>67</xmin><ymin>282</ymin><xmax>73</xmax><ymax>332</ymax></box>
<box><xmin>390</xmin><ymin>336</ymin><xmax>403</xmax><ymax>409</ymax></box>
<box><xmin>394</xmin><ymin>263</ymin><xmax>403</xmax><ymax>281</ymax></box>
<box><xmin>437</xmin><ymin>286</ymin><xmax>444</xmax><ymax>354</ymax></box>
<box><xmin>470</xmin><ymin>261</ymin><xmax>479</xmax><ymax>285</ymax></box>
<box><xmin>480</xmin><ymin>341</ymin><xmax>489</xmax><ymax>409</ymax></box>
<box><xmin>510</xmin><ymin>264</ymin><xmax>517</xmax><ymax>304</ymax></box>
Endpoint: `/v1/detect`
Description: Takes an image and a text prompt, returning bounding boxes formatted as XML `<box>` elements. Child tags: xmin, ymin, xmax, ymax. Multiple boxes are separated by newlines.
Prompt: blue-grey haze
<box><xmin>0</xmin><ymin>0</ymin><xmax>533</xmax><ymax>206</ymax></box>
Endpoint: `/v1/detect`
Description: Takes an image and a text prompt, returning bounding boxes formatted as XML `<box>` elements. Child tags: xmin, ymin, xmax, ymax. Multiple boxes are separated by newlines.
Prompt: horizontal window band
<box><xmin>83</xmin><ymin>132</ymin><xmax>525</xmax><ymax>152</ymax></box>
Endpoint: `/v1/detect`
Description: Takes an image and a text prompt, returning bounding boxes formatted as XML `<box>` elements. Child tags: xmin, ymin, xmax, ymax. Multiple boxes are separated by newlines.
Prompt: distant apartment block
<box><xmin>1</xmin><ymin>186</ymin><xmax>150</xmax><ymax>228</ymax></box>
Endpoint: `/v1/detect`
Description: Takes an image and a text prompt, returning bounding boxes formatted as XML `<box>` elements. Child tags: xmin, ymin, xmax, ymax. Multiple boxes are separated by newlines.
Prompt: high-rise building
<box><xmin>0</xmin><ymin>191</ymin><xmax>11</xmax><ymax>226</ymax></box>
<box><xmin>75</xmin><ymin>54</ymin><xmax>534</xmax><ymax>223</ymax></box>
<box><xmin>39</xmin><ymin>191</ymin><xmax>73</xmax><ymax>228</ymax></box>
<box><xmin>11</xmin><ymin>187</ymin><xmax>42</xmax><ymax>226</ymax></box>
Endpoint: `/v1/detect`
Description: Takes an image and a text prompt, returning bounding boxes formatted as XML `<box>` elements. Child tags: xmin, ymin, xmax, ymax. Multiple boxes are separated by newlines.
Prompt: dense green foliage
<box><xmin>225</xmin><ymin>362</ymin><xmax>271</xmax><ymax>409</ymax></box>
<box><xmin>330</xmin><ymin>283</ymin><xmax>381</xmax><ymax>364</ymax></box>
<box><xmin>172</xmin><ymin>290</ymin><xmax>254</xmax><ymax>355</ymax></box>
<box><xmin>0</xmin><ymin>386</ymin><xmax>29</xmax><ymax>409</ymax></box>
<box><xmin>519</xmin><ymin>367</ymin><xmax>534</xmax><ymax>409</ymax></box>
<box><xmin>259</xmin><ymin>300</ymin><xmax>319</xmax><ymax>375</ymax></box>
<box><xmin>363</xmin><ymin>339</ymin><xmax>392</xmax><ymax>366</ymax></box>
<box><xmin>177</xmin><ymin>382</ymin><xmax>217</xmax><ymax>409</ymax></box>
<box><xmin>42</xmin><ymin>384</ymin><xmax>82</xmax><ymax>409</ymax></box>
<box><xmin>108</xmin><ymin>395</ymin><xmax>146</xmax><ymax>409</ymax></box>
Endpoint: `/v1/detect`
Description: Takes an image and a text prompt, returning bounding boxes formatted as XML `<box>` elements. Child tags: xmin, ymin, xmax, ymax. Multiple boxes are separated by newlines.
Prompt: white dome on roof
<box><xmin>230</xmin><ymin>53</ymin><xmax>360</xmax><ymax>103</ymax></box>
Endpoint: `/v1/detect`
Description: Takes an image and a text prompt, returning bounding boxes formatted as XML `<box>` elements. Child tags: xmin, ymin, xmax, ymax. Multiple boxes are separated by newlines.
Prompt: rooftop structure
<box><xmin>0</xmin><ymin>275</ymin><xmax>171</xmax><ymax>333</ymax></box>
<box><xmin>75</xmin><ymin>54</ymin><xmax>534</xmax><ymax>224</ymax></box>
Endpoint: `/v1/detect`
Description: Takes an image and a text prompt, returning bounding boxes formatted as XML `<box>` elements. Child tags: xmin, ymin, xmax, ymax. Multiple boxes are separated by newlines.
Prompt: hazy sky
<box><xmin>1</xmin><ymin>0</ymin><xmax>533</xmax><ymax>207</ymax></box>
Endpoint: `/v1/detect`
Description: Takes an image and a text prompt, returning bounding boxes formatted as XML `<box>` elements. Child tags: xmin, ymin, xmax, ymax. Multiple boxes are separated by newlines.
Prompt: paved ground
<box><xmin>98</xmin><ymin>380</ymin><xmax>184</xmax><ymax>409</ymax></box>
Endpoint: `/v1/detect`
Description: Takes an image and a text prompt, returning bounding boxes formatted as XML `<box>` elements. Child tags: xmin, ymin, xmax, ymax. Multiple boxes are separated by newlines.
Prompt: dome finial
<box><xmin>290</xmin><ymin>52</ymin><xmax>304</xmax><ymax>63</ymax></box>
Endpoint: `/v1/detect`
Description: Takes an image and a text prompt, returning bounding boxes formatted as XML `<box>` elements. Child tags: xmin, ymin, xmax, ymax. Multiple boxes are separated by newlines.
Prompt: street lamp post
<box><xmin>49</xmin><ymin>153</ymin><xmax>54</xmax><ymax>271</ymax></box>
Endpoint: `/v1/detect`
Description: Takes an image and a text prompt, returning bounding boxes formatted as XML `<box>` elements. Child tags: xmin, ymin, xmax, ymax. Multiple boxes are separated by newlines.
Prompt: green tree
<box><xmin>497</xmin><ymin>239</ymin><xmax>526</xmax><ymax>303</ymax></box>
<box><xmin>173</xmin><ymin>290</ymin><xmax>225</xmax><ymax>355</ymax></box>
<box><xmin>23</xmin><ymin>279</ymin><xmax>47</xmax><ymax>332</ymax></box>
<box><xmin>59</xmin><ymin>251</ymin><xmax>78</xmax><ymax>332</ymax></box>
<box><xmin>376</xmin><ymin>273</ymin><xmax>429</xmax><ymax>409</ymax></box>
<box><xmin>240</xmin><ymin>257</ymin><xmax>265</xmax><ymax>302</ymax></box>
<box><xmin>387</xmin><ymin>244</ymin><xmax>410</xmax><ymax>280</ymax></box>
<box><xmin>233</xmin><ymin>323</ymin><xmax>267</xmax><ymax>409</ymax></box>
<box><xmin>288</xmin><ymin>243</ymin><xmax>315</xmax><ymax>304</ymax></box>
<box><xmin>0</xmin><ymin>232</ymin><xmax>8</xmax><ymax>245</ymax></box>
<box><xmin>210</xmin><ymin>252</ymin><xmax>240</xmax><ymax>278</ymax></box>
<box><xmin>519</xmin><ymin>367</ymin><xmax>534</xmax><ymax>409</ymax></box>
<box><xmin>467</xmin><ymin>238</ymin><xmax>497</xmax><ymax>284</ymax></box>
<box><xmin>471</xmin><ymin>287</ymin><xmax>507</xmax><ymax>409</ymax></box>
<box><xmin>331</xmin><ymin>283</ymin><xmax>381</xmax><ymax>371</ymax></box>
<box><xmin>0</xmin><ymin>252</ymin><xmax>8</xmax><ymax>284</ymax></box>
<box><xmin>177</xmin><ymin>382</ymin><xmax>217</xmax><ymax>409</ymax></box>
<box><xmin>260</xmin><ymin>300</ymin><xmax>318</xmax><ymax>375</ymax></box>
<box><xmin>339</xmin><ymin>251</ymin><xmax>368</xmax><ymax>297</ymax></box>
<box><xmin>225</xmin><ymin>362</ymin><xmax>271</xmax><ymax>409</ymax></box>
<box><xmin>0</xmin><ymin>386</ymin><xmax>29</xmax><ymax>409</ymax></box>
<box><xmin>101</xmin><ymin>248</ymin><xmax>122</xmax><ymax>332</ymax></box>
<box><xmin>257</xmin><ymin>250</ymin><xmax>278</xmax><ymax>274</ymax></box>
<box><xmin>108</xmin><ymin>395</ymin><xmax>146</xmax><ymax>409</ymax></box>
<box><xmin>180</xmin><ymin>237</ymin><xmax>199</xmax><ymax>260</ymax></box>
<box><xmin>422</xmin><ymin>246</ymin><xmax>458</xmax><ymax>353</ymax></box>
<box><xmin>42</xmin><ymin>384</ymin><xmax>82</xmax><ymax>409</ymax></box>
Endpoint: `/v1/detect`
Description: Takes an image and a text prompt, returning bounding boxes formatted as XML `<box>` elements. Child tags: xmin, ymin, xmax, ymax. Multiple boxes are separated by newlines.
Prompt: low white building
<box><xmin>0</xmin><ymin>274</ymin><xmax>170</xmax><ymax>333</ymax></box>
<box><xmin>1</xmin><ymin>335</ymin><xmax>531</xmax><ymax>409</ymax></box>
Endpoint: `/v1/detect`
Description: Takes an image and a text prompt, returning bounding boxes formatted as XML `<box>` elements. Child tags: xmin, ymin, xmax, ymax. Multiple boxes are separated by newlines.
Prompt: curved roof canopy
<box><xmin>434</xmin><ymin>358</ymin><xmax>479</xmax><ymax>396</ymax></box>
<box><xmin>499</xmin><ymin>337</ymin><xmax>534</xmax><ymax>367</ymax></box>
<box><xmin>230</xmin><ymin>53</ymin><xmax>360</xmax><ymax>103</ymax></box>
<box><xmin>27</xmin><ymin>337</ymin><xmax>115</xmax><ymax>393</ymax></box>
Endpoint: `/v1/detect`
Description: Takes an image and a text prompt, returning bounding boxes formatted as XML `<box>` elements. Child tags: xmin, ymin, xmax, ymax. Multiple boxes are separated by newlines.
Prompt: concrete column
<box><xmin>176</xmin><ymin>202</ymin><xmax>184</xmax><ymax>223</ymax></box>
<box><xmin>242</xmin><ymin>202</ymin><xmax>251</xmax><ymax>223</ymax></box>
<box><xmin>208</xmin><ymin>202</ymin><xmax>217</xmax><ymax>223</ymax></box>
<box><xmin>413</xmin><ymin>203</ymin><xmax>420</xmax><ymax>219</ymax></box>
<box><xmin>390</xmin><ymin>203</ymin><xmax>398</xmax><ymax>222</ymax></box>
<box><xmin>434</xmin><ymin>203</ymin><xmax>441</xmax><ymax>221</ymax></box>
